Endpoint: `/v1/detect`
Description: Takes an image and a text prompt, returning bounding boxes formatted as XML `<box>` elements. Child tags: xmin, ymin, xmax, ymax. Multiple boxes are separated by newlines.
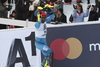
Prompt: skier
<box><xmin>35</xmin><ymin>11</ymin><xmax>54</xmax><ymax>67</ymax></box>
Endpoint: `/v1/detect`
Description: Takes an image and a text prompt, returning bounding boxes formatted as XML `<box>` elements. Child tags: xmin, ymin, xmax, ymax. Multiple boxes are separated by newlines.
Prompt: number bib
<box><xmin>35</xmin><ymin>22</ymin><xmax>47</xmax><ymax>38</ymax></box>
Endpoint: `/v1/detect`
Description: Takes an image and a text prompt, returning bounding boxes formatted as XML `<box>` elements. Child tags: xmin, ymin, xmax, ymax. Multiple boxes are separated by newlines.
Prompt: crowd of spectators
<box><xmin>8</xmin><ymin>0</ymin><xmax>67</xmax><ymax>23</ymax></box>
<box><xmin>0</xmin><ymin>0</ymin><xmax>100</xmax><ymax>28</ymax></box>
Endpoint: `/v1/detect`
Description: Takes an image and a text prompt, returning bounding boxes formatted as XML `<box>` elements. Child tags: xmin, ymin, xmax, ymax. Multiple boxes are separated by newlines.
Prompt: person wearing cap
<box><xmin>35</xmin><ymin>11</ymin><xmax>53</xmax><ymax>67</ymax></box>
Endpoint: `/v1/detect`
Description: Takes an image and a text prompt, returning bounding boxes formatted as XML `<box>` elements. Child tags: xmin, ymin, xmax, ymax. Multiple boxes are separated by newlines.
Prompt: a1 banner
<box><xmin>0</xmin><ymin>28</ymin><xmax>41</xmax><ymax>67</ymax></box>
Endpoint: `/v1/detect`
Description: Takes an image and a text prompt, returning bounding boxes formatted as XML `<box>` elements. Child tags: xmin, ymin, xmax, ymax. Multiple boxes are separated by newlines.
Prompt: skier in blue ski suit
<box><xmin>35</xmin><ymin>11</ymin><xmax>54</xmax><ymax>67</ymax></box>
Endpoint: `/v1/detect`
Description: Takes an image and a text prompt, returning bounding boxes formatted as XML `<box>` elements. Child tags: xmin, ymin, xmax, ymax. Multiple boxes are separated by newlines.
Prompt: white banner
<box><xmin>0</xmin><ymin>28</ymin><xmax>41</xmax><ymax>67</ymax></box>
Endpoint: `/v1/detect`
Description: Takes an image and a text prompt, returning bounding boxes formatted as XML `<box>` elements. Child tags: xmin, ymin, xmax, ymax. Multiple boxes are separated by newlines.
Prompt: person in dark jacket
<box><xmin>15</xmin><ymin>0</ymin><xmax>29</xmax><ymax>20</ymax></box>
<box><xmin>0</xmin><ymin>0</ymin><xmax>11</xmax><ymax>18</ymax></box>
<box><xmin>87</xmin><ymin>0</ymin><xmax>90</xmax><ymax>4</ymax></box>
<box><xmin>88</xmin><ymin>5</ymin><xmax>99</xmax><ymax>21</ymax></box>
<box><xmin>54</xmin><ymin>7</ymin><xmax>67</xmax><ymax>23</ymax></box>
<box><xmin>0</xmin><ymin>0</ymin><xmax>12</xmax><ymax>29</ymax></box>
<box><xmin>96</xmin><ymin>0</ymin><xmax>100</xmax><ymax>17</ymax></box>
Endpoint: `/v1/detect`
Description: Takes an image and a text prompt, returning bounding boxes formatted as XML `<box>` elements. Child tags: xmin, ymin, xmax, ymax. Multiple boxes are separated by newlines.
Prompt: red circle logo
<box><xmin>50</xmin><ymin>37</ymin><xmax>83</xmax><ymax>60</ymax></box>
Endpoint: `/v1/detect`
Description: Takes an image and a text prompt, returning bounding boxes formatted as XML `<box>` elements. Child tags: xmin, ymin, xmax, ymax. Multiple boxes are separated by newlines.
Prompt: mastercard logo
<box><xmin>50</xmin><ymin>37</ymin><xmax>83</xmax><ymax>60</ymax></box>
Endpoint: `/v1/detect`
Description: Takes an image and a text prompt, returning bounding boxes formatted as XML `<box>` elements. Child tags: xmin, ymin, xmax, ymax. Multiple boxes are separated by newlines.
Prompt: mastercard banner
<box><xmin>47</xmin><ymin>23</ymin><xmax>100</xmax><ymax>67</ymax></box>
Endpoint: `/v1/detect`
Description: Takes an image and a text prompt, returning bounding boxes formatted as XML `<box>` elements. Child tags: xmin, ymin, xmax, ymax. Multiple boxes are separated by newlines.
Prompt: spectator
<box><xmin>0</xmin><ymin>0</ymin><xmax>12</xmax><ymax>18</ymax></box>
<box><xmin>9</xmin><ymin>10</ymin><xmax>16</xmax><ymax>19</ymax></box>
<box><xmin>28</xmin><ymin>1</ymin><xmax>35</xmax><ymax>21</ymax></box>
<box><xmin>54</xmin><ymin>7</ymin><xmax>67</xmax><ymax>23</ymax></box>
<box><xmin>87</xmin><ymin>0</ymin><xmax>90</xmax><ymax>4</ymax></box>
<box><xmin>15</xmin><ymin>0</ymin><xmax>29</xmax><ymax>20</ymax></box>
<box><xmin>33</xmin><ymin>0</ymin><xmax>39</xmax><ymax>10</ymax></box>
<box><xmin>0</xmin><ymin>0</ymin><xmax>12</xmax><ymax>29</ymax></box>
<box><xmin>95</xmin><ymin>0</ymin><xmax>100</xmax><ymax>17</ymax></box>
<box><xmin>72</xmin><ymin>3</ymin><xmax>90</xmax><ymax>23</ymax></box>
<box><xmin>88</xmin><ymin>5</ymin><xmax>99</xmax><ymax>21</ymax></box>
<box><xmin>9</xmin><ymin>10</ymin><xmax>23</xmax><ymax>28</ymax></box>
<box><xmin>28</xmin><ymin>0</ymin><xmax>39</xmax><ymax>22</ymax></box>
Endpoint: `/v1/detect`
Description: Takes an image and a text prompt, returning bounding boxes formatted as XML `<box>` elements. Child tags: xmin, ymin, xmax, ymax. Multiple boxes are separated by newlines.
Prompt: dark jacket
<box><xmin>69</xmin><ymin>14</ymin><xmax>73</xmax><ymax>23</ymax></box>
<box><xmin>59</xmin><ymin>13</ymin><xmax>67</xmax><ymax>23</ymax></box>
<box><xmin>54</xmin><ymin>9</ymin><xmax>67</xmax><ymax>23</ymax></box>
<box><xmin>15</xmin><ymin>0</ymin><xmax>29</xmax><ymax>20</ymax></box>
<box><xmin>88</xmin><ymin>11</ymin><xmax>99</xmax><ymax>21</ymax></box>
<box><xmin>0</xmin><ymin>2</ymin><xmax>8</xmax><ymax>18</ymax></box>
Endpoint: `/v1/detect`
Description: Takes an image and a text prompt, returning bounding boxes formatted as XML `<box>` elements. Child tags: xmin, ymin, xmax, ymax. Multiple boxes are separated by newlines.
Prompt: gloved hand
<box><xmin>73</xmin><ymin>4</ymin><xmax>76</xmax><ymax>9</ymax></box>
<box><xmin>87</xmin><ymin>5</ymin><xmax>91</xmax><ymax>9</ymax></box>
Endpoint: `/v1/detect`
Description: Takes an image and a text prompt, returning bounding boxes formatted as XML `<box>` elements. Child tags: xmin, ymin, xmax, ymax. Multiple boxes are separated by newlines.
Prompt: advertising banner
<box><xmin>1</xmin><ymin>22</ymin><xmax>100</xmax><ymax>67</ymax></box>
<box><xmin>0</xmin><ymin>28</ymin><xmax>41</xmax><ymax>67</ymax></box>
<box><xmin>47</xmin><ymin>23</ymin><xmax>100</xmax><ymax>67</ymax></box>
